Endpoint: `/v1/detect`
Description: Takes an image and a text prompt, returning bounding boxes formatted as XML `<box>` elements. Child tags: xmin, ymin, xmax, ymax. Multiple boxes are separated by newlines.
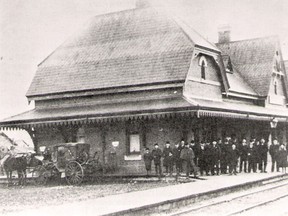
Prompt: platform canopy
<box><xmin>1</xmin><ymin>96</ymin><xmax>288</xmax><ymax>130</ymax></box>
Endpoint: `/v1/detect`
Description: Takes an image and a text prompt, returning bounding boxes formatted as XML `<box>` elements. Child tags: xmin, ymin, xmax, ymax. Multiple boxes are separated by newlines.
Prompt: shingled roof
<box><xmin>217</xmin><ymin>36</ymin><xmax>278</xmax><ymax>96</ymax></box>
<box><xmin>26</xmin><ymin>7</ymin><xmax>219</xmax><ymax>98</ymax></box>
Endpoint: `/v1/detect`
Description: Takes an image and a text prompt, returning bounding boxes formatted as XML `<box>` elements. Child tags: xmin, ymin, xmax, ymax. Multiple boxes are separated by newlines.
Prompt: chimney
<box><xmin>135</xmin><ymin>0</ymin><xmax>151</xmax><ymax>8</ymax></box>
<box><xmin>218</xmin><ymin>25</ymin><xmax>231</xmax><ymax>43</ymax></box>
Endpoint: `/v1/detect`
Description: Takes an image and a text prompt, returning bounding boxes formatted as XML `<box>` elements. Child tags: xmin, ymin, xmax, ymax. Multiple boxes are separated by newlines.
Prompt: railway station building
<box><xmin>1</xmin><ymin>1</ymin><xmax>288</xmax><ymax>174</ymax></box>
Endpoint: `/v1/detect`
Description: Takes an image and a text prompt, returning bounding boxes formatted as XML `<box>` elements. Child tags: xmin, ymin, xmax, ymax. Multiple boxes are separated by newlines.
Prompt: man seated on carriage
<box><xmin>77</xmin><ymin>148</ymin><xmax>89</xmax><ymax>164</ymax></box>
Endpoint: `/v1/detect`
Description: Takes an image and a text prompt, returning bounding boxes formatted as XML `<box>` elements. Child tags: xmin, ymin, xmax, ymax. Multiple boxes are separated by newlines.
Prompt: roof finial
<box><xmin>135</xmin><ymin>0</ymin><xmax>151</xmax><ymax>8</ymax></box>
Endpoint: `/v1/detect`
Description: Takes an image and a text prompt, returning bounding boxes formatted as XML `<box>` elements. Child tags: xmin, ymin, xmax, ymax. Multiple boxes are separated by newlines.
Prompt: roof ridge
<box><xmin>90</xmin><ymin>7</ymin><xmax>152</xmax><ymax>20</ymax></box>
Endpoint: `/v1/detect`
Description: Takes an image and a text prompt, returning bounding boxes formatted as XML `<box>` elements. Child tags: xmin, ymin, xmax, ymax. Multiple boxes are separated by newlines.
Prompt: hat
<box><xmin>154</xmin><ymin>143</ymin><xmax>159</xmax><ymax>146</ymax></box>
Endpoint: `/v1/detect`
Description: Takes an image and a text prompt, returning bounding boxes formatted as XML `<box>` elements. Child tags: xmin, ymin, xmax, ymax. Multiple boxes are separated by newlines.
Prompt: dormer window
<box><xmin>199</xmin><ymin>56</ymin><xmax>207</xmax><ymax>80</ymax></box>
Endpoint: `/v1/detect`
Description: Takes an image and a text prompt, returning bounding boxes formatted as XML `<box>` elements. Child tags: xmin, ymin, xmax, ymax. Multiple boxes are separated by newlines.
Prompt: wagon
<box><xmin>32</xmin><ymin>143</ymin><xmax>102</xmax><ymax>185</ymax></box>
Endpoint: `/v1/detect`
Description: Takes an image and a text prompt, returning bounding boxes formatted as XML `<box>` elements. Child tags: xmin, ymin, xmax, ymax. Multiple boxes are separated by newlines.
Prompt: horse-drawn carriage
<box><xmin>32</xmin><ymin>143</ymin><xmax>102</xmax><ymax>185</ymax></box>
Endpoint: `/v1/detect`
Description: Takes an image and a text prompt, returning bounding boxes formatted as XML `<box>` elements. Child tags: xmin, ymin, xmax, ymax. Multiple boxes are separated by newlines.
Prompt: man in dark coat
<box><xmin>210</xmin><ymin>141</ymin><xmax>221</xmax><ymax>175</ymax></box>
<box><xmin>247</xmin><ymin>141</ymin><xmax>257</xmax><ymax>173</ymax></box>
<box><xmin>221</xmin><ymin>138</ymin><xmax>231</xmax><ymax>174</ymax></box>
<box><xmin>258</xmin><ymin>138</ymin><xmax>268</xmax><ymax>173</ymax></box>
<box><xmin>189</xmin><ymin>140</ymin><xmax>198</xmax><ymax>166</ymax></box>
<box><xmin>172</xmin><ymin>142</ymin><xmax>182</xmax><ymax>175</ymax></box>
<box><xmin>239</xmin><ymin>139</ymin><xmax>248</xmax><ymax>173</ymax></box>
<box><xmin>198</xmin><ymin>141</ymin><xmax>207</xmax><ymax>176</ymax></box>
<box><xmin>228</xmin><ymin>144</ymin><xmax>239</xmax><ymax>175</ymax></box>
<box><xmin>269</xmin><ymin>139</ymin><xmax>280</xmax><ymax>172</ymax></box>
<box><xmin>204</xmin><ymin>141</ymin><xmax>213</xmax><ymax>176</ymax></box>
<box><xmin>254</xmin><ymin>140</ymin><xmax>261</xmax><ymax>172</ymax></box>
<box><xmin>278</xmin><ymin>143</ymin><xmax>287</xmax><ymax>173</ymax></box>
<box><xmin>180</xmin><ymin>143</ymin><xmax>198</xmax><ymax>178</ymax></box>
<box><xmin>152</xmin><ymin>143</ymin><xmax>162</xmax><ymax>176</ymax></box>
<box><xmin>162</xmin><ymin>141</ymin><xmax>173</xmax><ymax>176</ymax></box>
<box><xmin>143</xmin><ymin>148</ymin><xmax>153</xmax><ymax>176</ymax></box>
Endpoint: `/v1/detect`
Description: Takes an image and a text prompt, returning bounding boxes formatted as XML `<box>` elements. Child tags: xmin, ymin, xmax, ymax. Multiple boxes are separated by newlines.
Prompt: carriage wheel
<box><xmin>32</xmin><ymin>166</ymin><xmax>48</xmax><ymax>185</ymax></box>
<box><xmin>65</xmin><ymin>161</ymin><xmax>84</xmax><ymax>185</ymax></box>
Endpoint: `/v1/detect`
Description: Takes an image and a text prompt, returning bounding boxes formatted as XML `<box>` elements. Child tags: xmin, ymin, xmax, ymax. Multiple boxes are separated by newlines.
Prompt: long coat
<box><xmin>162</xmin><ymin>147</ymin><xmax>173</xmax><ymax>166</ymax></box>
<box><xmin>143</xmin><ymin>152</ymin><xmax>153</xmax><ymax>170</ymax></box>
<box><xmin>228</xmin><ymin>148</ymin><xmax>239</xmax><ymax>166</ymax></box>
<box><xmin>239</xmin><ymin>144</ymin><xmax>249</xmax><ymax>160</ymax></box>
<box><xmin>152</xmin><ymin>148</ymin><xmax>162</xmax><ymax>165</ymax></box>
<box><xmin>269</xmin><ymin>144</ymin><xmax>279</xmax><ymax>159</ymax></box>
<box><xmin>172</xmin><ymin>146</ymin><xmax>181</xmax><ymax>163</ymax></box>
<box><xmin>278</xmin><ymin>147</ymin><xmax>287</xmax><ymax>167</ymax></box>
<box><xmin>180</xmin><ymin>147</ymin><xmax>195</xmax><ymax>162</ymax></box>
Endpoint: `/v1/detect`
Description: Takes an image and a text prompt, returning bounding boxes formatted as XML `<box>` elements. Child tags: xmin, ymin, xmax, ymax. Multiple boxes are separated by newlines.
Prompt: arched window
<box><xmin>199</xmin><ymin>56</ymin><xmax>207</xmax><ymax>80</ymax></box>
<box><xmin>201</xmin><ymin>61</ymin><xmax>206</xmax><ymax>80</ymax></box>
<box><xmin>274</xmin><ymin>80</ymin><xmax>278</xmax><ymax>95</ymax></box>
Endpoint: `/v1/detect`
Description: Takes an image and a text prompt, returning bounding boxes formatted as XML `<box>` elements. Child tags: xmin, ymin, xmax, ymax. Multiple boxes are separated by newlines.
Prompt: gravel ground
<box><xmin>0</xmin><ymin>177</ymin><xmax>181</xmax><ymax>215</ymax></box>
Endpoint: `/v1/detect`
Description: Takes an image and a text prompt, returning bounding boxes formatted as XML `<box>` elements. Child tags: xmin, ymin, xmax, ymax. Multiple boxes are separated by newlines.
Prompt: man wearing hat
<box><xmin>163</xmin><ymin>141</ymin><xmax>173</xmax><ymax>176</ymax></box>
<box><xmin>152</xmin><ymin>143</ymin><xmax>162</xmax><ymax>176</ymax></box>
<box><xmin>180</xmin><ymin>142</ymin><xmax>198</xmax><ymax>178</ymax></box>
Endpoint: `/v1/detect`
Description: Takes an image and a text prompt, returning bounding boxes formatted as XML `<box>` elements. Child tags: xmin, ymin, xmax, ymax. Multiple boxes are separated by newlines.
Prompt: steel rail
<box><xmin>169</xmin><ymin>179</ymin><xmax>288</xmax><ymax>216</ymax></box>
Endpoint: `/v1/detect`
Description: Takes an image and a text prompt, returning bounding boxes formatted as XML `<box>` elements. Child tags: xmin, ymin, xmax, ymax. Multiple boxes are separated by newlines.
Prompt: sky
<box><xmin>0</xmin><ymin>0</ymin><xmax>288</xmax><ymax>145</ymax></box>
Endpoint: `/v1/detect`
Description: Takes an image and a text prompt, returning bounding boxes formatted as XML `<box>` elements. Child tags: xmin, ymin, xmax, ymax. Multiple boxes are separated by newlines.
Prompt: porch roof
<box><xmin>0</xmin><ymin>97</ymin><xmax>193</xmax><ymax>129</ymax></box>
<box><xmin>1</xmin><ymin>97</ymin><xmax>288</xmax><ymax>129</ymax></box>
<box><xmin>186</xmin><ymin>97</ymin><xmax>288</xmax><ymax>121</ymax></box>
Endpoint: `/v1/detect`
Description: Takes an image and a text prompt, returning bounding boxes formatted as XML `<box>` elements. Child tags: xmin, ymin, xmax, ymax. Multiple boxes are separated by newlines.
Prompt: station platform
<box><xmin>5</xmin><ymin>171</ymin><xmax>288</xmax><ymax>216</ymax></box>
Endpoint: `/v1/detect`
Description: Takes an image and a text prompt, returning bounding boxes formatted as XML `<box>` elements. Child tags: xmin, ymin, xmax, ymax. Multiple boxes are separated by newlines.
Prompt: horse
<box><xmin>0</xmin><ymin>146</ymin><xmax>42</xmax><ymax>186</ymax></box>
<box><xmin>2</xmin><ymin>154</ymin><xmax>28</xmax><ymax>186</ymax></box>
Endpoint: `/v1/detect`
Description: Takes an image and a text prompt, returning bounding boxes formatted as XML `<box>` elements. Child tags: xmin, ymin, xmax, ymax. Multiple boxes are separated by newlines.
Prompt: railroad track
<box><xmin>168</xmin><ymin>178</ymin><xmax>288</xmax><ymax>216</ymax></box>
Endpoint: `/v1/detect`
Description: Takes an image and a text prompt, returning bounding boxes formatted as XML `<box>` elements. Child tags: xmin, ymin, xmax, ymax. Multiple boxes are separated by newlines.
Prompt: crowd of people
<box><xmin>143</xmin><ymin>137</ymin><xmax>288</xmax><ymax>178</ymax></box>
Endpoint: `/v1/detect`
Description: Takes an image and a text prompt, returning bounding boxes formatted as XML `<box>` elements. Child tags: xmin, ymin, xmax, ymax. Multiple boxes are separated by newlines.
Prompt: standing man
<box><xmin>247</xmin><ymin>140</ymin><xmax>257</xmax><ymax>173</ymax></box>
<box><xmin>172</xmin><ymin>142</ymin><xmax>182</xmax><ymax>175</ymax></box>
<box><xmin>254</xmin><ymin>140</ymin><xmax>261</xmax><ymax>172</ymax></box>
<box><xmin>143</xmin><ymin>148</ymin><xmax>153</xmax><ymax>176</ymax></box>
<box><xmin>269</xmin><ymin>139</ymin><xmax>280</xmax><ymax>172</ymax></box>
<box><xmin>210</xmin><ymin>140</ymin><xmax>221</xmax><ymax>175</ymax></box>
<box><xmin>204</xmin><ymin>141</ymin><xmax>213</xmax><ymax>176</ymax></box>
<box><xmin>198</xmin><ymin>141</ymin><xmax>207</xmax><ymax>176</ymax></box>
<box><xmin>162</xmin><ymin>141</ymin><xmax>173</xmax><ymax>176</ymax></box>
<box><xmin>179</xmin><ymin>139</ymin><xmax>186</xmax><ymax>172</ymax></box>
<box><xmin>221</xmin><ymin>138</ymin><xmax>231</xmax><ymax>174</ymax></box>
<box><xmin>239</xmin><ymin>139</ymin><xmax>249</xmax><ymax>173</ymax></box>
<box><xmin>189</xmin><ymin>140</ymin><xmax>198</xmax><ymax>167</ymax></box>
<box><xmin>259</xmin><ymin>138</ymin><xmax>268</xmax><ymax>173</ymax></box>
<box><xmin>228</xmin><ymin>144</ymin><xmax>239</xmax><ymax>175</ymax></box>
<box><xmin>180</xmin><ymin>142</ymin><xmax>198</xmax><ymax>178</ymax></box>
<box><xmin>152</xmin><ymin>143</ymin><xmax>162</xmax><ymax>176</ymax></box>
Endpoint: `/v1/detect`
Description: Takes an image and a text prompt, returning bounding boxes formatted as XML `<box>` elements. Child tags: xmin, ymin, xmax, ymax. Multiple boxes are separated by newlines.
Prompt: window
<box><xmin>125</xmin><ymin>120</ymin><xmax>145</xmax><ymax>155</ymax></box>
<box><xmin>201</xmin><ymin>61</ymin><xmax>206</xmax><ymax>79</ymax></box>
<box><xmin>199</xmin><ymin>56</ymin><xmax>207</xmax><ymax>80</ymax></box>
<box><xmin>274</xmin><ymin>80</ymin><xmax>278</xmax><ymax>95</ymax></box>
<box><xmin>129</xmin><ymin>134</ymin><xmax>140</xmax><ymax>154</ymax></box>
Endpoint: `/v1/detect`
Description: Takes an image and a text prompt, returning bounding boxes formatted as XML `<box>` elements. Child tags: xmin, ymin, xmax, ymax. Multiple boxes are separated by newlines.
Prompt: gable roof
<box><xmin>217</xmin><ymin>36</ymin><xmax>278</xmax><ymax>96</ymax></box>
<box><xmin>26</xmin><ymin>7</ymin><xmax>219</xmax><ymax>98</ymax></box>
